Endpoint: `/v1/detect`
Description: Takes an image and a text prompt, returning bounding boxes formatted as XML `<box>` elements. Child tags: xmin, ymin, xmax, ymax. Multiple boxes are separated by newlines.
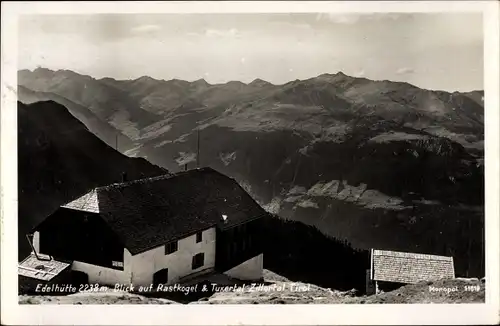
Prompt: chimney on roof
<box><xmin>121</xmin><ymin>172</ymin><xmax>128</xmax><ymax>183</ymax></box>
<box><xmin>184</xmin><ymin>163</ymin><xmax>188</xmax><ymax>171</ymax></box>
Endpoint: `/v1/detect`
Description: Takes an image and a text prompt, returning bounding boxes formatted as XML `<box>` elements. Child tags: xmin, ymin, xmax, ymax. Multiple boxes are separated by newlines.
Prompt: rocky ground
<box><xmin>348</xmin><ymin>278</ymin><xmax>485</xmax><ymax>304</ymax></box>
<box><xmin>19</xmin><ymin>290</ymin><xmax>175</xmax><ymax>305</ymax></box>
<box><xmin>19</xmin><ymin>270</ymin><xmax>485</xmax><ymax>305</ymax></box>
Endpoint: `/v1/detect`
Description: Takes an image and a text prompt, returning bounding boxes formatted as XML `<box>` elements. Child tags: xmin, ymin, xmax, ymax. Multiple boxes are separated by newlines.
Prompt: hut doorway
<box><xmin>153</xmin><ymin>268</ymin><xmax>169</xmax><ymax>287</ymax></box>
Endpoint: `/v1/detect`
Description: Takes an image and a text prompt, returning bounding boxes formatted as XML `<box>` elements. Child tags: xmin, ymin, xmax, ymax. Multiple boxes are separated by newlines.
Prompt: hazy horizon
<box><xmin>18</xmin><ymin>13</ymin><xmax>484</xmax><ymax>92</ymax></box>
<box><xmin>18</xmin><ymin>66</ymin><xmax>486</xmax><ymax>93</ymax></box>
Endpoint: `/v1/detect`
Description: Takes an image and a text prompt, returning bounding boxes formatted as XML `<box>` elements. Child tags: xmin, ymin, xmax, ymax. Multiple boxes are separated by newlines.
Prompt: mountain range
<box><xmin>18</xmin><ymin>68</ymin><xmax>485</xmax><ymax>278</ymax></box>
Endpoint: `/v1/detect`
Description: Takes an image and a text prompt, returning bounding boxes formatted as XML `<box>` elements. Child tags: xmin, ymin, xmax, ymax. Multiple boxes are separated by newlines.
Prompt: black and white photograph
<box><xmin>1</xmin><ymin>1</ymin><xmax>499</xmax><ymax>325</ymax></box>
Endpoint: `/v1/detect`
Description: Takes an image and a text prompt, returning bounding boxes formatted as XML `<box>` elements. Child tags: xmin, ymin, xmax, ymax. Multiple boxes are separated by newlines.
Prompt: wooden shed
<box><xmin>367</xmin><ymin>249</ymin><xmax>455</xmax><ymax>294</ymax></box>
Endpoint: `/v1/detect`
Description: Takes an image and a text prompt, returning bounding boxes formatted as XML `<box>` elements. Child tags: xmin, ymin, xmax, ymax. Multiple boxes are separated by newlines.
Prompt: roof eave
<box><xmin>126</xmin><ymin>223</ymin><xmax>218</xmax><ymax>256</ymax></box>
<box><xmin>126</xmin><ymin>212</ymin><xmax>268</xmax><ymax>256</ymax></box>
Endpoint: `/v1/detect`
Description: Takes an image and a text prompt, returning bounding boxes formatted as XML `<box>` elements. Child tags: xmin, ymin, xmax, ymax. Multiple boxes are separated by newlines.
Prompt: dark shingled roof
<box><xmin>371</xmin><ymin>249</ymin><xmax>455</xmax><ymax>284</ymax></box>
<box><xmin>52</xmin><ymin>167</ymin><xmax>267</xmax><ymax>255</ymax></box>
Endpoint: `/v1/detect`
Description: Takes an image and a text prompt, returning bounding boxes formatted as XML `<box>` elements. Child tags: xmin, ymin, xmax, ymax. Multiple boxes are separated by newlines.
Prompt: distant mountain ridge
<box><xmin>18</xmin><ymin>68</ymin><xmax>485</xmax><ymax>278</ymax></box>
<box><xmin>19</xmin><ymin>67</ymin><xmax>484</xmax><ymax>90</ymax></box>
<box><xmin>18</xmin><ymin>68</ymin><xmax>160</xmax><ymax>140</ymax></box>
<box><xmin>18</xmin><ymin>68</ymin><xmax>484</xmax><ymax>144</ymax></box>
<box><xmin>17</xmin><ymin>85</ymin><xmax>137</xmax><ymax>153</ymax></box>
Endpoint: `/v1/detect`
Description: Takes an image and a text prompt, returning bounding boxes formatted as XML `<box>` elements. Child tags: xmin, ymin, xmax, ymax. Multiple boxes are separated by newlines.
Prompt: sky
<box><xmin>18</xmin><ymin>13</ymin><xmax>484</xmax><ymax>92</ymax></box>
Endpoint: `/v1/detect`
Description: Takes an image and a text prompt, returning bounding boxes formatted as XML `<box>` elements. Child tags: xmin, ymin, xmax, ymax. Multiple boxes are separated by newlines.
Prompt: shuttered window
<box><xmin>165</xmin><ymin>241</ymin><xmax>178</xmax><ymax>255</ymax></box>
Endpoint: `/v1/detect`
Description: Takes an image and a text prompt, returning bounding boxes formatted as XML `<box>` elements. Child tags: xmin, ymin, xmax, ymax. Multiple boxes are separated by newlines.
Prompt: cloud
<box><xmin>205</xmin><ymin>28</ymin><xmax>239</xmax><ymax>38</ymax></box>
<box><xmin>317</xmin><ymin>13</ymin><xmax>405</xmax><ymax>24</ymax></box>
<box><xmin>396</xmin><ymin>67</ymin><xmax>415</xmax><ymax>75</ymax></box>
<box><xmin>354</xmin><ymin>69</ymin><xmax>366</xmax><ymax>77</ymax></box>
<box><xmin>185</xmin><ymin>28</ymin><xmax>240</xmax><ymax>38</ymax></box>
<box><xmin>317</xmin><ymin>14</ymin><xmax>361</xmax><ymax>24</ymax></box>
<box><xmin>130</xmin><ymin>24</ymin><xmax>162</xmax><ymax>33</ymax></box>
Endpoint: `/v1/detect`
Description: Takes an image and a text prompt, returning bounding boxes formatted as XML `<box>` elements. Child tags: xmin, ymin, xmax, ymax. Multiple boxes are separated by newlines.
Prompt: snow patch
<box><xmin>306</xmin><ymin>180</ymin><xmax>406</xmax><ymax>210</ymax></box>
<box><xmin>284</xmin><ymin>195</ymin><xmax>303</xmax><ymax>203</ymax></box>
<box><xmin>263</xmin><ymin>198</ymin><xmax>282</xmax><ymax>214</ymax></box>
<box><xmin>219</xmin><ymin>152</ymin><xmax>237</xmax><ymax>166</ymax></box>
<box><xmin>123</xmin><ymin>144</ymin><xmax>142</xmax><ymax>157</ymax></box>
<box><xmin>139</xmin><ymin>123</ymin><xmax>172</xmax><ymax>140</ymax></box>
<box><xmin>369</xmin><ymin>132</ymin><xmax>429</xmax><ymax>143</ymax></box>
<box><xmin>175</xmin><ymin>152</ymin><xmax>196</xmax><ymax>166</ymax></box>
<box><xmin>297</xmin><ymin>199</ymin><xmax>319</xmax><ymax>209</ymax></box>
<box><xmin>153</xmin><ymin>139</ymin><xmax>173</xmax><ymax>148</ymax></box>
<box><xmin>173</xmin><ymin>133</ymin><xmax>190</xmax><ymax>143</ymax></box>
<box><xmin>288</xmin><ymin>185</ymin><xmax>307</xmax><ymax>196</ymax></box>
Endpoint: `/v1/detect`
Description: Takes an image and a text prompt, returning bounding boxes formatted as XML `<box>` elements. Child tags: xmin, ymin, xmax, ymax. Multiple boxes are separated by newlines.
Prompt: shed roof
<box><xmin>38</xmin><ymin>167</ymin><xmax>267</xmax><ymax>255</ymax></box>
<box><xmin>371</xmin><ymin>249</ymin><xmax>455</xmax><ymax>284</ymax></box>
<box><xmin>18</xmin><ymin>253</ymin><xmax>71</xmax><ymax>281</ymax></box>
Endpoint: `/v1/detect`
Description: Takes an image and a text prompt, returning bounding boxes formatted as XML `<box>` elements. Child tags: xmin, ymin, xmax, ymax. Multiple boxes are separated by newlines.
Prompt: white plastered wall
<box><xmin>126</xmin><ymin>227</ymin><xmax>216</xmax><ymax>286</ymax></box>
<box><xmin>72</xmin><ymin>261</ymin><xmax>131</xmax><ymax>286</ymax></box>
<box><xmin>32</xmin><ymin>231</ymin><xmax>40</xmax><ymax>253</ymax></box>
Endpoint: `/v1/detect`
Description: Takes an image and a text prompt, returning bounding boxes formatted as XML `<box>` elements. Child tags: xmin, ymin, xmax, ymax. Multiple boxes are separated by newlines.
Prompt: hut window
<box><xmin>165</xmin><ymin>241</ymin><xmax>178</xmax><ymax>255</ymax></box>
<box><xmin>192</xmin><ymin>253</ymin><xmax>204</xmax><ymax>269</ymax></box>
<box><xmin>112</xmin><ymin>261</ymin><xmax>123</xmax><ymax>268</ymax></box>
<box><xmin>196</xmin><ymin>231</ymin><xmax>203</xmax><ymax>243</ymax></box>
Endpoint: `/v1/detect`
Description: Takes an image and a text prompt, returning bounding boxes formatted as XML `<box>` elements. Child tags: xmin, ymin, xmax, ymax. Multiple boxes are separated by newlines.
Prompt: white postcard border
<box><xmin>1</xmin><ymin>1</ymin><xmax>499</xmax><ymax>325</ymax></box>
